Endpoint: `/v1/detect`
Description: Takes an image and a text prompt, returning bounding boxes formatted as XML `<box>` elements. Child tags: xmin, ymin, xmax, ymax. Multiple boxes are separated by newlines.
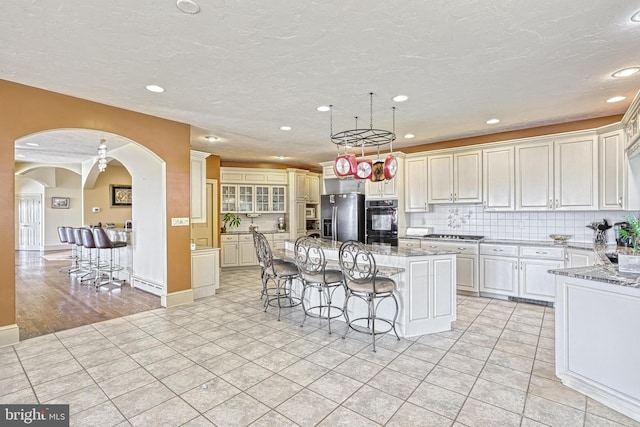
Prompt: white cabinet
<box><xmin>515</xmin><ymin>141</ymin><xmax>554</xmax><ymax>210</ymax></box>
<box><xmin>295</xmin><ymin>172</ymin><xmax>308</xmax><ymax>201</ymax></box>
<box><xmin>221</xmin><ymin>185</ymin><xmax>238</xmax><ymax>213</ymax></box>
<box><xmin>404</xmin><ymin>156</ymin><xmax>429</xmax><ymax>212</ymax></box>
<box><xmin>237</xmin><ymin>185</ymin><xmax>254</xmax><ymax>213</ymax></box>
<box><xmin>191</xmin><ymin>248</ymin><xmax>219</xmax><ymax>299</ymax></box>
<box><xmin>221</xmin><ymin>233</ymin><xmax>284</xmax><ymax>267</ymax></box>
<box><xmin>220</xmin><ymin>168</ymin><xmax>287</xmax><ymax>185</ymax></box>
<box><xmin>421</xmin><ymin>240</ymin><xmax>479</xmax><ymax>294</ymax></box>
<box><xmin>238</xmin><ymin>234</ymin><xmax>257</xmax><ymax>266</ymax></box>
<box><xmin>270</xmin><ymin>186</ymin><xmax>287</xmax><ymax>213</ymax></box>
<box><xmin>254</xmin><ymin>186</ymin><xmax>270</xmax><ymax>213</ymax></box>
<box><xmin>599</xmin><ymin>129</ymin><xmax>625</xmax><ymax>210</ymax></box>
<box><xmin>398</xmin><ymin>238</ymin><xmax>422</xmax><ymax>249</ymax></box>
<box><xmin>366</xmin><ymin>178</ymin><xmax>398</xmax><ymax>199</ymax></box>
<box><xmin>296</xmin><ymin>201</ymin><xmax>306</xmax><ymax>237</ymax></box>
<box><xmin>222</xmin><ymin>184</ymin><xmax>286</xmax><ymax>213</ymax></box>
<box><xmin>554</xmin><ymin>136</ymin><xmax>599</xmax><ymax>210</ymax></box>
<box><xmin>307</xmin><ymin>174</ymin><xmax>320</xmax><ymax>204</ymax></box>
<box><xmin>483</xmin><ymin>146</ymin><xmax>515</xmax><ymax>211</ymax></box>
<box><xmin>427</xmin><ymin>150</ymin><xmax>482</xmax><ymax>204</ymax></box>
<box><xmin>566</xmin><ymin>248</ymin><xmax>597</xmax><ymax>268</ymax></box>
<box><xmin>220</xmin><ymin>234</ymin><xmax>239</xmax><ymax>267</ymax></box>
<box><xmin>480</xmin><ymin>253</ymin><xmax>519</xmax><ymax>297</ymax></box>
<box><xmin>519</xmin><ymin>257</ymin><xmax>563</xmax><ymax>302</ymax></box>
<box><xmin>190</xmin><ymin>150</ymin><xmax>210</xmax><ymax>223</ymax></box>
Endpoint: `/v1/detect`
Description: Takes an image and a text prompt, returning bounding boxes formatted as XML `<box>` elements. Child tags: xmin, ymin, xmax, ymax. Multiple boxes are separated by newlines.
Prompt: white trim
<box><xmin>0</xmin><ymin>324</ymin><xmax>20</xmax><ymax>348</ymax></box>
<box><xmin>161</xmin><ymin>289</ymin><xmax>194</xmax><ymax>308</ymax></box>
<box><xmin>44</xmin><ymin>244</ymin><xmax>69</xmax><ymax>251</ymax></box>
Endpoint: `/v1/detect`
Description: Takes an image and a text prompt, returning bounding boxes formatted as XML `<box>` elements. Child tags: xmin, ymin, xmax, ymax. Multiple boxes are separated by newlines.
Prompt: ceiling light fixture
<box><xmin>606</xmin><ymin>96</ymin><xmax>626</xmax><ymax>103</ymax></box>
<box><xmin>330</xmin><ymin>92</ymin><xmax>399</xmax><ymax>181</ymax></box>
<box><xmin>276</xmin><ymin>156</ymin><xmax>287</xmax><ymax>160</ymax></box>
<box><xmin>486</xmin><ymin>118</ymin><xmax>500</xmax><ymax>124</ymax></box>
<box><xmin>280</xmin><ymin>126</ymin><xmax>292</xmax><ymax>131</ymax></box>
<box><xmin>317</xmin><ymin>106</ymin><xmax>331</xmax><ymax>112</ymax></box>
<box><xmin>393</xmin><ymin>95</ymin><xmax>409</xmax><ymax>102</ymax></box>
<box><xmin>176</xmin><ymin>0</ymin><xmax>200</xmax><ymax>14</ymax></box>
<box><xmin>145</xmin><ymin>84</ymin><xmax>165</xmax><ymax>93</ymax></box>
<box><xmin>25</xmin><ymin>142</ymin><xmax>40</xmax><ymax>147</ymax></box>
<box><xmin>404</xmin><ymin>133</ymin><xmax>415</xmax><ymax>139</ymax></box>
<box><xmin>612</xmin><ymin>67</ymin><xmax>640</xmax><ymax>78</ymax></box>
<box><xmin>97</xmin><ymin>138</ymin><xmax>108</xmax><ymax>173</ymax></box>
<box><xmin>631</xmin><ymin>10</ymin><xmax>640</xmax><ymax>22</ymax></box>
<box><xmin>204</xmin><ymin>135</ymin><xmax>218</xmax><ymax>142</ymax></box>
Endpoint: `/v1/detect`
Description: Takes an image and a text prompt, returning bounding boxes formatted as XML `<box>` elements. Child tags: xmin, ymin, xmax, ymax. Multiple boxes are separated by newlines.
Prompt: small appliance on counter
<box><xmin>125</xmin><ymin>220</ymin><xmax>132</xmax><ymax>230</ymax></box>
<box><xmin>615</xmin><ymin>221</ymin><xmax>632</xmax><ymax>247</ymax></box>
<box><xmin>587</xmin><ymin>219</ymin><xmax>611</xmax><ymax>245</ymax></box>
<box><xmin>277</xmin><ymin>217</ymin><xmax>286</xmax><ymax>232</ymax></box>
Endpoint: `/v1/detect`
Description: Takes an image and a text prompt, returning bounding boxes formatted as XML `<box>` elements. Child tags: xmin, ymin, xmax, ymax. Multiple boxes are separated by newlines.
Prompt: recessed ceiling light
<box><xmin>25</xmin><ymin>142</ymin><xmax>40</xmax><ymax>147</ymax></box>
<box><xmin>204</xmin><ymin>135</ymin><xmax>218</xmax><ymax>142</ymax></box>
<box><xmin>606</xmin><ymin>96</ymin><xmax>626</xmax><ymax>103</ymax></box>
<box><xmin>612</xmin><ymin>67</ymin><xmax>640</xmax><ymax>78</ymax></box>
<box><xmin>393</xmin><ymin>95</ymin><xmax>409</xmax><ymax>102</ymax></box>
<box><xmin>276</xmin><ymin>156</ymin><xmax>287</xmax><ymax>160</ymax></box>
<box><xmin>280</xmin><ymin>126</ymin><xmax>292</xmax><ymax>131</ymax></box>
<box><xmin>486</xmin><ymin>118</ymin><xmax>500</xmax><ymax>124</ymax></box>
<box><xmin>631</xmin><ymin>10</ymin><xmax>640</xmax><ymax>22</ymax></box>
<box><xmin>176</xmin><ymin>0</ymin><xmax>200</xmax><ymax>14</ymax></box>
<box><xmin>145</xmin><ymin>84</ymin><xmax>165</xmax><ymax>93</ymax></box>
<box><xmin>404</xmin><ymin>133</ymin><xmax>415</xmax><ymax>139</ymax></box>
<box><xmin>16</xmin><ymin>154</ymin><xmax>26</xmax><ymax>158</ymax></box>
<box><xmin>317</xmin><ymin>106</ymin><xmax>331</xmax><ymax>112</ymax></box>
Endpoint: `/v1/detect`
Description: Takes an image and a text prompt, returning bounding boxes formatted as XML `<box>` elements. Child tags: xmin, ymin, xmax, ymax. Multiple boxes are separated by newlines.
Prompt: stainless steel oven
<box><xmin>365</xmin><ymin>199</ymin><xmax>398</xmax><ymax>246</ymax></box>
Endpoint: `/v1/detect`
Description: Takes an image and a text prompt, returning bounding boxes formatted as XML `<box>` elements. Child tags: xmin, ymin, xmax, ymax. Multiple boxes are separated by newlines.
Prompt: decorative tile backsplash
<box><xmin>408</xmin><ymin>204</ymin><xmax>636</xmax><ymax>244</ymax></box>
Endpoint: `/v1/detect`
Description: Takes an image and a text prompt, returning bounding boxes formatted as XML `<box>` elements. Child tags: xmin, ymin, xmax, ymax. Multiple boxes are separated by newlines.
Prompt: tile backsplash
<box><xmin>407</xmin><ymin>204</ymin><xmax>636</xmax><ymax>244</ymax></box>
<box><xmin>221</xmin><ymin>213</ymin><xmax>287</xmax><ymax>233</ymax></box>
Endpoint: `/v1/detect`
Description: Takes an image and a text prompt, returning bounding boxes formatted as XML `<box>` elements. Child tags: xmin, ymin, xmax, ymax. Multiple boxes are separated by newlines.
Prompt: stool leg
<box><xmin>390</xmin><ymin>293</ymin><xmax>401</xmax><ymax>341</ymax></box>
<box><xmin>342</xmin><ymin>292</ymin><xmax>351</xmax><ymax>340</ymax></box>
<box><xmin>369</xmin><ymin>295</ymin><xmax>377</xmax><ymax>352</ymax></box>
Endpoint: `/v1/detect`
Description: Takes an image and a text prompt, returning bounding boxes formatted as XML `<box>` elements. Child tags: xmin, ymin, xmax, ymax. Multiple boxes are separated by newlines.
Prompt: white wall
<box><xmin>408</xmin><ymin>204</ymin><xmax>631</xmax><ymax>244</ymax></box>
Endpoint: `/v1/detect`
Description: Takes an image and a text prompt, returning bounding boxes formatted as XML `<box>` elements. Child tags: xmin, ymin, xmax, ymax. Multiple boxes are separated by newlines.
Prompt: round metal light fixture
<box><xmin>392</xmin><ymin>95</ymin><xmax>408</xmax><ymax>102</ymax></box>
<box><xmin>145</xmin><ymin>84</ymin><xmax>165</xmax><ymax>93</ymax></box>
<box><xmin>631</xmin><ymin>10</ymin><xmax>640</xmax><ymax>22</ymax></box>
<box><xmin>280</xmin><ymin>126</ymin><xmax>292</xmax><ymax>131</ymax></box>
<box><xmin>317</xmin><ymin>105</ymin><xmax>331</xmax><ymax>112</ymax></box>
<box><xmin>204</xmin><ymin>135</ymin><xmax>218</xmax><ymax>142</ymax></box>
<box><xmin>404</xmin><ymin>133</ymin><xmax>415</xmax><ymax>139</ymax></box>
<box><xmin>486</xmin><ymin>118</ymin><xmax>500</xmax><ymax>124</ymax></box>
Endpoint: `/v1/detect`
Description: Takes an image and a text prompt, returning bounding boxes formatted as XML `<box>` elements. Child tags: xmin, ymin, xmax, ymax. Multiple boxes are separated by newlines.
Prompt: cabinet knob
<box><xmin>493</xmin><ymin>248</ymin><xmax>503</xmax><ymax>252</ymax></box>
<box><xmin>535</xmin><ymin>251</ymin><xmax>547</xmax><ymax>255</ymax></box>
<box><xmin>555</xmin><ymin>199</ymin><xmax>559</xmax><ymax>208</ymax></box>
<box><xmin>618</xmin><ymin>197</ymin><xmax>623</xmax><ymax>206</ymax></box>
<box><xmin>548</xmin><ymin>199</ymin><xmax>553</xmax><ymax>209</ymax></box>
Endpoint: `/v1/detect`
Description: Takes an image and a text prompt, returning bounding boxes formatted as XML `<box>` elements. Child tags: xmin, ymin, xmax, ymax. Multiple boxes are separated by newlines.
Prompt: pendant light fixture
<box><xmin>97</xmin><ymin>138</ymin><xmax>108</xmax><ymax>173</ymax></box>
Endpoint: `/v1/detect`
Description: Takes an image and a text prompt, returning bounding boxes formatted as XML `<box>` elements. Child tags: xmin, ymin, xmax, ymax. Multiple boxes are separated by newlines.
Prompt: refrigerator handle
<box><xmin>332</xmin><ymin>206</ymin><xmax>337</xmax><ymax>242</ymax></box>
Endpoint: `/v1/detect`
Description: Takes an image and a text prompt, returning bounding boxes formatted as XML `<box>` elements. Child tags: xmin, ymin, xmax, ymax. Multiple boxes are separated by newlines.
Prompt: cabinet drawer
<box><xmin>399</xmin><ymin>239</ymin><xmax>421</xmax><ymax>248</ymax></box>
<box><xmin>519</xmin><ymin>246</ymin><xmax>564</xmax><ymax>260</ymax></box>
<box><xmin>272</xmin><ymin>233</ymin><xmax>287</xmax><ymax>241</ymax></box>
<box><xmin>221</xmin><ymin>234</ymin><xmax>239</xmax><ymax>242</ymax></box>
<box><xmin>480</xmin><ymin>244</ymin><xmax>518</xmax><ymax>257</ymax></box>
<box><xmin>239</xmin><ymin>234</ymin><xmax>254</xmax><ymax>242</ymax></box>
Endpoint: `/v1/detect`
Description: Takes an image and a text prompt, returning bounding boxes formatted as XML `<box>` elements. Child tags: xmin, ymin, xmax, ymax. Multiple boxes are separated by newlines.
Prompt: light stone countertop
<box><xmin>285</xmin><ymin>238</ymin><xmax>460</xmax><ymax>258</ymax></box>
<box><xmin>549</xmin><ymin>265</ymin><xmax>640</xmax><ymax>288</ymax></box>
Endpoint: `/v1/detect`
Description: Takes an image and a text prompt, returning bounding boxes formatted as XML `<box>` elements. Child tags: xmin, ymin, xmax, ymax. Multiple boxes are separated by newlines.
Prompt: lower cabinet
<box><xmin>566</xmin><ymin>247</ymin><xmax>597</xmax><ymax>267</ymax></box>
<box><xmin>191</xmin><ymin>248</ymin><xmax>220</xmax><ymax>299</ymax></box>
<box><xmin>221</xmin><ymin>235</ymin><xmax>239</xmax><ymax>267</ymax></box>
<box><xmin>480</xmin><ymin>254</ymin><xmax>518</xmax><ymax>296</ymax></box>
<box><xmin>238</xmin><ymin>234</ymin><xmax>257</xmax><ymax>266</ymax></box>
<box><xmin>221</xmin><ymin>233</ymin><xmax>284</xmax><ymax>267</ymax></box>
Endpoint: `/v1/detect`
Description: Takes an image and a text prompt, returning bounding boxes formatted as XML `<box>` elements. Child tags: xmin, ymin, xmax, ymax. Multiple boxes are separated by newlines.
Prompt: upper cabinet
<box><xmin>220</xmin><ymin>167</ymin><xmax>288</xmax><ymax>213</ymax></box>
<box><xmin>483</xmin><ymin>146</ymin><xmax>515</xmax><ymax>211</ymax></box>
<box><xmin>307</xmin><ymin>174</ymin><xmax>320</xmax><ymax>204</ymax></box>
<box><xmin>599</xmin><ymin>129</ymin><xmax>625</xmax><ymax>210</ymax></box>
<box><xmin>427</xmin><ymin>150</ymin><xmax>482</xmax><ymax>204</ymax></box>
<box><xmin>190</xmin><ymin>150</ymin><xmax>210</xmax><ymax>223</ymax></box>
<box><xmin>515</xmin><ymin>136</ymin><xmax>598</xmax><ymax>211</ymax></box>
<box><xmin>404</xmin><ymin>155</ymin><xmax>428</xmax><ymax>212</ymax></box>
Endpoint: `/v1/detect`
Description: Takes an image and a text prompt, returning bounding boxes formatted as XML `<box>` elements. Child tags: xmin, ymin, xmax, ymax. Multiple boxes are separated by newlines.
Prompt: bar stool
<box><xmin>254</xmin><ymin>231</ymin><xmax>300</xmax><ymax>320</ymax></box>
<box><xmin>57</xmin><ymin>226</ymin><xmax>74</xmax><ymax>273</ymax></box>
<box><xmin>294</xmin><ymin>236</ymin><xmax>345</xmax><ymax>334</ymax></box>
<box><xmin>79</xmin><ymin>227</ymin><xmax>102</xmax><ymax>284</ymax></box>
<box><xmin>338</xmin><ymin>240</ymin><xmax>400</xmax><ymax>352</ymax></box>
<box><xmin>70</xmin><ymin>227</ymin><xmax>95</xmax><ymax>280</ymax></box>
<box><xmin>93</xmin><ymin>226</ymin><xmax>127</xmax><ymax>288</ymax></box>
<box><xmin>254</xmin><ymin>231</ymin><xmax>289</xmax><ymax>300</ymax></box>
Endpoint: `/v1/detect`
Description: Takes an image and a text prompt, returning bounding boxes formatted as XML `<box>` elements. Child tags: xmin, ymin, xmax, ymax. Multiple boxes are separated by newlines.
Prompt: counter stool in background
<box><xmin>338</xmin><ymin>240</ymin><xmax>400</xmax><ymax>352</ymax></box>
<box><xmin>63</xmin><ymin>227</ymin><xmax>82</xmax><ymax>274</ymax></box>
<box><xmin>254</xmin><ymin>231</ymin><xmax>300</xmax><ymax>320</ymax></box>
<box><xmin>93</xmin><ymin>226</ymin><xmax>127</xmax><ymax>289</ymax></box>
<box><xmin>294</xmin><ymin>236</ymin><xmax>345</xmax><ymax>334</ymax></box>
<box><xmin>57</xmin><ymin>226</ymin><xmax>76</xmax><ymax>274</ymax></box>
<box><xmin>79</xmin><ymin>227</ymin><xmax>101</xmax><ymax>284</ymax></box>
<box><xmin>70</xmin><ymin>227</ymin><xmax>94</xmax><ymax>280</ymax></box>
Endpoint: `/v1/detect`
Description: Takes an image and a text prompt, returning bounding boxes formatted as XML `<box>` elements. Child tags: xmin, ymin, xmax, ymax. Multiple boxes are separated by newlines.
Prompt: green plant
<box><xmin>618</xmin><ymin>214</ymin><xmax>640</xmax><ymax>252</ymax></box>
<box><xmin>222</xmin><ymin>212</ymin><xmax>241</xmax><ymax>229</ymax></box>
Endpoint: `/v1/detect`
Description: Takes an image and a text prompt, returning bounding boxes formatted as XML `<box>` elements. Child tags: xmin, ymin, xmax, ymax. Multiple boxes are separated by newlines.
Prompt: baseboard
<box><xmin>44</xmin><ymin>244</ymin><xmax>69</xmax><ymax>252</ymax></box>
<box><xmin>161</xmin><ymin>289</ymin><xmax>194</xmax><ymax>308</ymax></box>
<box><xmin>0</xmin><ymin>324</ymin><xmax>20</xmax><ymax>348</ymax></box>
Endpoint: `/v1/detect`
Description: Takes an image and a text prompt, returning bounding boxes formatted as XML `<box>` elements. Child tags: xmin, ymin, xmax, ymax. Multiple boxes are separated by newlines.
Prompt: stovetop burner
<box><xmin>423</xmin><ymin>234</ymin><xmax>485</xmax><ymax>240</ymax></box>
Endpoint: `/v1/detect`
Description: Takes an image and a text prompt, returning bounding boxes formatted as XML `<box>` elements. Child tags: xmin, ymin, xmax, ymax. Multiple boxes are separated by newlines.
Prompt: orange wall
<box><xmin>0</xmin><ymin>79</ymin><xmax>191</xmax><ymax>328</ymax></box>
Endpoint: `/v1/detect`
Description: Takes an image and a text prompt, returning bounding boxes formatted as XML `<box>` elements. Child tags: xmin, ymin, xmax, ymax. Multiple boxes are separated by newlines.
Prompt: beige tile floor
<box><xmin>1</xmin><ymin>266</ymin><xmax>639</xmax><ymax>427</ymax></box>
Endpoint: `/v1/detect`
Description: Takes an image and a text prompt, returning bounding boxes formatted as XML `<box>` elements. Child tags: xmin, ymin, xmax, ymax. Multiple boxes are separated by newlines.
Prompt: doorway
<box><xmin>16</xmin><ymin>194</ymin><xmax>42</xmax><ymax>251</ymax></box>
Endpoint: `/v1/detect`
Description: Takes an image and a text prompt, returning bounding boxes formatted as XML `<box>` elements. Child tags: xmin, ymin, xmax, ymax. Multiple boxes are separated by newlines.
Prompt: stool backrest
<box><xmin>73</xmin><ymin>228</ymin><xmax>84</xmax><ymax>247</ymax></box>
<box><xmin>57</xmin><ymin>227</ymin><xmax>68</xmax><ymax>243</ymax></box>
<box><xmin>93</xmin><ymin>226</ymin><xmax>114</xmax><ymax>249</ymax></box>
<box><xmin>294</xmin><ymin>236</ymin><xmax>327</xmax><ymax>281</ymax></box>
<box><xmin>65</xmin><ymin>227</ymin><xmax>76</xmax><ymax>244</ymax></box>
<box><xmin>80</xmin><ymin>228</ymin><xmax>96</xmax><ymax>249</ymax></box>
<box><xmin>254</xmin><ymin>232</ymin><xmax>274</xmax><ymax>271</ymax></box>
<box><xmin>339</xmin><ymin>240</ymin><xmax>377</xmax><ymax>287</ymax></box>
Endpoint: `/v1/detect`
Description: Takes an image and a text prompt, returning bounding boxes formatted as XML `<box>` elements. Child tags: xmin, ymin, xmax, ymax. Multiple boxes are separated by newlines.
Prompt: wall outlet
<box><xmin>92</xmin><ymin>207</ymin><xmax>100</xmax><ymax>213</ymax></box>
<box><xmin>171</xmin><ymin>217</ymin><xmax>190</xmax><ymax>226</ymax></box>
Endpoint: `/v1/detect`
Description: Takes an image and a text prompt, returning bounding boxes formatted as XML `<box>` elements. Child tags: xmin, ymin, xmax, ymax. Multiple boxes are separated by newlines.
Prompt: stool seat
<box><xmin>346</xmin><ymin>276</ymin><xmax>395</xmax><ymax>294</ymax></box>
<box><xmin>300</xmin><ymin>269</ymin><xmax>343</xmax><ymax>286</ymax></box>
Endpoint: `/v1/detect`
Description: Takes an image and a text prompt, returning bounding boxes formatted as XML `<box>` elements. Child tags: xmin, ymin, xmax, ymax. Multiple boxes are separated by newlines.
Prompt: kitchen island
<box><xmin>549</xmin><ymin>264</ymin><xmax>640</xmax><ymax>422</ymax></box>
<box><xmin>282</xmin><ymin>239</ymin><xmax>459</xmax><ymax>337</ymax></box>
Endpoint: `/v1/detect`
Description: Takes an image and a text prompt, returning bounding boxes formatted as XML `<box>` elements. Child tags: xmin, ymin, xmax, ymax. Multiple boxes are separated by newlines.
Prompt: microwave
<box><xmin>305</xmin><ymin>207</ymin><xmax>316</xmax><ymax>218</ymax></box>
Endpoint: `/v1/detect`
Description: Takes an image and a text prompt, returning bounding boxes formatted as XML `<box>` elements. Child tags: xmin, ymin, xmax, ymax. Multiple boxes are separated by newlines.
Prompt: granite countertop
<box><xmin>222</xmin><ymin>229</ymin><xmax>282</xmax><ymax>235</ymax></box>
<box><xmin>549</xmin><ymin>265</ymin><xmax>640</xmax><ymax>288</ymax></box>
<box><xmin>286</xmin><ymin>238</ymin><xmax>460</xmax><ymax>258</ymax></box>
<box><xmin>401</xmin><ymin>234</ymin><xmax>596</xmax><ymax>250</ymax></box>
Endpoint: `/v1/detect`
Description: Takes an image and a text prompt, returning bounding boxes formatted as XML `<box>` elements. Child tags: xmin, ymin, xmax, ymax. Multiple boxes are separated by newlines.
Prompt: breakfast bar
<box><xmin>282</xmin><ymin>239</ymin><xmax>459</xmax><ymax>337</ymax></box>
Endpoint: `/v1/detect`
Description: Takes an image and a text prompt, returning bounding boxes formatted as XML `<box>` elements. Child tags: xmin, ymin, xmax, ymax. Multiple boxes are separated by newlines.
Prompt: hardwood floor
<box><xmin>15</xmin><ymin>250</ymin><xmax>161</xmax><ymax>340</ymax></box>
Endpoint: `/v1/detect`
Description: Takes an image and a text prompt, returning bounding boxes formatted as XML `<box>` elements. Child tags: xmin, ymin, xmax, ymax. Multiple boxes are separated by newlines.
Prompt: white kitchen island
<box><xmin>282</xmin><ymin>239</ymin><xmax>458</xmax><ymax>337</ymax></box>
<box><xmin>550</xmin><ymin>265</ymin><xmax>640</xmax><ymax>422</ymax></box>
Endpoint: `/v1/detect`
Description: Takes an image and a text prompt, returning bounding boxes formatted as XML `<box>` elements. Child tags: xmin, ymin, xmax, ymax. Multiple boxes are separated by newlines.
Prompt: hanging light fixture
<box><xmin>97</xmin><ymin>138</ymin><xmax>108</xmax><ymax>173</ymax></box>
<box><xmin>330</xmin><ymin>93</ymin><xmax>398</xmax><ymax>180</ymax></box>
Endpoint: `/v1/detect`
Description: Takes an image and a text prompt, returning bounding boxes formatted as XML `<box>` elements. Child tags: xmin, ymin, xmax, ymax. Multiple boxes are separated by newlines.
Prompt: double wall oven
<box><xmin>366</xmin><ymin>199</ymin><xmax>398</xmax><ymax>246</ymax></box>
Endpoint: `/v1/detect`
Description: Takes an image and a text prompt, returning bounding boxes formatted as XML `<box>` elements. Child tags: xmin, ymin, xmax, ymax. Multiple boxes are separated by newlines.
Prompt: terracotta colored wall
<box><xmin>0</xmin><ymin>79</ymin><xmax>191</xmax><ymax>328</ymax></box>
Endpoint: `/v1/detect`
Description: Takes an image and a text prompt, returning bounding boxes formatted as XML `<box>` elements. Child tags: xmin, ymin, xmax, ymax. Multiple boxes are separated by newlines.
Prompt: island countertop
<box><xmin>549</xmin><ymin>265</ymin><xmax>640</xmax><ymax>288</ymax></box>
<box><xmin>285</xmin><ymin>238</ymin><xmax>460</xmax><ymax>257</ymax></box>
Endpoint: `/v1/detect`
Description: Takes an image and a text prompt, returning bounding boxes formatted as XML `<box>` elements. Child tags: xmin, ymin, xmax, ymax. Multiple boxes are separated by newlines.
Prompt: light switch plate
<box><xmin>171</xmin><ymin>217</ymin><xmax>190</xmax><ymax>226</ymax></box>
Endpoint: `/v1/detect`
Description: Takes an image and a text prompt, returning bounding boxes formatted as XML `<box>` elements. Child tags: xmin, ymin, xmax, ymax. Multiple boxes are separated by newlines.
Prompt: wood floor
<box><xmin>15</xmin><ymin>250</ymin><xmax>161</xmax><ymax>340</ymax></box>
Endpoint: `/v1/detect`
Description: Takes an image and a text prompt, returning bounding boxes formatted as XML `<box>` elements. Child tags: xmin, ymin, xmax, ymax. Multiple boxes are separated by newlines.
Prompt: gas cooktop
<box><xmin>423</xmin><ymin>234</ymin><xmax>485</xmax><ymax>240</ymax></box>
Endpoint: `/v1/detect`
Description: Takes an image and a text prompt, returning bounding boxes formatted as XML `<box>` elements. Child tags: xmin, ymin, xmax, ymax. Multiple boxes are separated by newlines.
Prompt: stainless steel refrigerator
<box><xmin>321</xmin><ymin>193</ymin><xmax>365</xmax><ymax>243</ymax></box>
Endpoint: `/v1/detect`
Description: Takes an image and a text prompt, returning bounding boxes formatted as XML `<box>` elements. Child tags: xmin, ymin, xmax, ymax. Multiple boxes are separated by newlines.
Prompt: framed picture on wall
<box><xmin>51</xmin><ymin>197</ymin><xmax>70</xmax><ymax>209</ymax></box>
<box><xmin>111</xmin><ymin>185</ymin><xmax>132</xmax><ymax>207</ymax></box>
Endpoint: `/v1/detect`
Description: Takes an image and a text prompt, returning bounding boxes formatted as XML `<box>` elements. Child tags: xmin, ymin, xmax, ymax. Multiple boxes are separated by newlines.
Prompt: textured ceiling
<box><xmin>3</xmin><ymin>0</ymin><xmax>640</xmax><ymax>169</ymax></box>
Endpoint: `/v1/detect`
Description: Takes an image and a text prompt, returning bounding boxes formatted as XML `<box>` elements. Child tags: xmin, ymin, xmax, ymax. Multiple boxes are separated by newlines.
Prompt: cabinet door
<box><xmin>296</xmin><ymin>173</ymin><xmax>308</xmax><ymax>201</ymax></box>
<box><xmin>555</xmin><ymin>136</ymin><xmax>598</xmax><ymax>210</ymax></box>
<box><xmin>519</xmin><ymin>258</ymin><xmax>563</xmax><ymax>302</ymax></box>
<box><xmin>254</xmin><ymin>186</ymin><xmax>270</xmax><ymax>212</ymax></box>
<box><xmin>221</xmin><ymin>185</ymin><xmax>238</xmax><ymax>213</ymax></box>
<box><xmin>296</xmin><ymin>201</ymin><xmax>306</xmax><ymax>236</ymax></box>
<box><xmin>308</xmin><ymin>174</ymin><xmax>320</xmax><ymax>204</ymax></box>
<box><xmin>237</xmin><ymin>185</ymin><xmax>254</xmax><ymax>212</ymax></box>
<box><xmin>238</xmin><ymin>240</ymin><xmax>257</xmax><ymax>266</ymax></box>
<box><xmin>516</xmin><ymin>141</ymin><xmax>553</xmax><ymax>210</ymax></box>
<box><xmin>190</xmin><ymin>151</ymin><xmax>209</xmax><ymax>223</ymax></box>
<box><xmin>600</xmin><ymin>130</ymin><xmax>625</xmax><ymax>210</ymax></box>
<box><xmin>454</xmin><ymin>151</ymin><xmax>482</xmax><ymax>203</ymax></box>
<box><xmin>457</xmin><ymin>255</ymin><xmax>478</xmax><ymax>293</ymax></box>
<box><xmin>567</xmin><ymin>249</ymin><xmax>596</xmax><ymax>268</ymax></box>
<box><xmin>483</xmin><ymin>146</ymin><xmax>515</xmax><ymax>211</ymax></box>
<box><xmin>405</xmin><ymin>156</ymin><xmax>428</xmax><ymax>211</ymax></box>
<box><xmin>480</xmin><ymin>255</ymin><xmax>518</xmax><ymax>296</ymax></box>
<box><xmin>270</xmin><ymin>186</ymin><xmax>286</xmax><ymax>213</ymax></box>
<box><xmin>220</xmin><ymin>242</ymin><xmax>238</xmax><ymax>267</ymax></box>
<box><xmin>428</xmin><ymin>154</ymin><xmax>454</xmax><ymax>203</ymax></box>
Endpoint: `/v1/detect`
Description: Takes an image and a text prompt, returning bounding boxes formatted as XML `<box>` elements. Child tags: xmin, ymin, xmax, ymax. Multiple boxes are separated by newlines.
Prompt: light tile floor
<box><xmin>1</xmin><ymin>266</ymin><xmax>639</xmax><ymax>427</ymax></box>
